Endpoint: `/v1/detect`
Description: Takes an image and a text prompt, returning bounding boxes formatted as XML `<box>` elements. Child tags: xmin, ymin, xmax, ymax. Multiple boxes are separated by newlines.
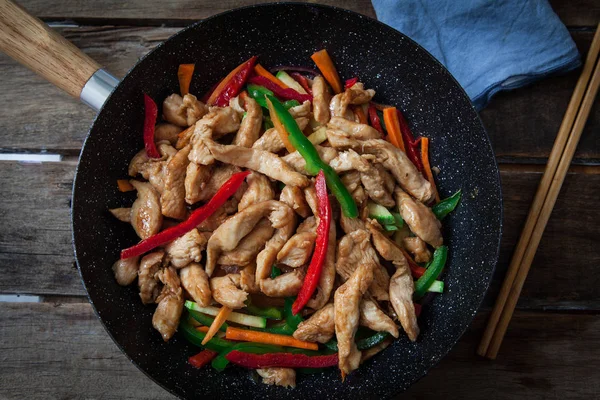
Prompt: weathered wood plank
<box><xmin>0</xmin><ymin>27</ymin><xmax>596</xmax><ymax>160</ymax></box>
<box><xmin>0</xmin><ymin>160</ymin><xmax>599</xmax><ymax>309</ymax></box>
<box><xmin>0</xmin><ymin>302</ymin><xmax>597</xmax><ymax>399</ymax></box>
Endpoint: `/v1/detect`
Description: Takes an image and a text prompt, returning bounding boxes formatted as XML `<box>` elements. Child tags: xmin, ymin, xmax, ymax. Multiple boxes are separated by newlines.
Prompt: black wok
<box><xmin>0</xmin><ymin>2</ymin><xmax>502</xmax><ymax>399</ymax></box>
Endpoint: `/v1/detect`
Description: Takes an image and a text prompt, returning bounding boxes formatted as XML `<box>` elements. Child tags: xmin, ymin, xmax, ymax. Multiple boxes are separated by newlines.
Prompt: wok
<box><xmin>0</xmin><ymin>1</ymin><xmax>502</xmax><ymax>398</ymax></box>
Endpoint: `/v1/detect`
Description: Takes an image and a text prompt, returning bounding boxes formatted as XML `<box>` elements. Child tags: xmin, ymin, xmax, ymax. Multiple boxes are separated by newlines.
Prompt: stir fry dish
<box><xmin>110</xmin><ymin>50</ymin><xmax>461</xmax><ymax>388</ymax></box>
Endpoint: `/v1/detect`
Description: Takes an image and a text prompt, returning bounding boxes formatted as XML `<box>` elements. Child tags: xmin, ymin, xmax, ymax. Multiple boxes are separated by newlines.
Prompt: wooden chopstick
<box><xmin>478</xmin><ymin>23</ymin><xmax>600</xmax><ymax>359</ymax></box>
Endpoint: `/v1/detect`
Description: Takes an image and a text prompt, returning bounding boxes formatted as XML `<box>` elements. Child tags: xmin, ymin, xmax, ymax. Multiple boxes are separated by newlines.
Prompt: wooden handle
<box><xmin>0</xmin><ymin>0</ymin><xmax>100</xmax><ymax>98</ymax></box>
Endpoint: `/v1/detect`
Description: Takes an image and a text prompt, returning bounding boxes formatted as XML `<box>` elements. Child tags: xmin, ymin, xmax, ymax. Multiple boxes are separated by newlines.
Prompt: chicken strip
<box><xmin>335</xmin><ymin>262</ymin><xmax>374</xmax><ymax>375</ymax></box>
<box><xmin>128</xmin><ymin>142</ymin><xmax>177</xmax><ymax>193</ymax></box>
<box><xmin>138</xmin><ymin>251</ymin><xmax>164</xmax><ymax>305</ymax></box>
<box><xmin>276</xmin><ymin>231</ymin><xmax>316</xmax><ymax>268</ymax></box>
<box><xmin>154</xmin><ymin>123</ymin><xmax>182</xmax><ymax>146</ymax></box>
<box><xmin>185</xmin><ymin>162</ymin><xmax>213</xmax><ymax>204</ymax></box>
<box><xmin>340</xmin><ymin>213</ymin><xmax>366</xmax><ymax>234</ymax></box>
<box><xmin>260</xmin><ymin>268</ymin><xmax>304</xmax><ymax>297</ymax></box>
<box><xmin>255</xmin><ymin>223</ymin><xmax>298</xmax><ymax>289</ymax></box>
<box><xmin>326</xmin><ymin>132</ymin><xmax>434</xmax><ymax>203</ymax></box>
<box><xmin>282</xmin><ymin>145</ymin><xmax>338</xmax><ymax>175</ymax></box>
<box><xmin>403</xmin><ymin>236</ymin><xmax>432</xmax><ymax>263</ymax></box>
<box><xmin>360</xmin><ymin>299</ymin><xmax>399</xmax><ymax>338</ymax></box>
<box><xmin>252</xmin><ymin>117</ymin><xmax>309</xmax><ymax>153</ymax></box>
<box><xmin>206</xmin><ymin>200</ymin><xmax>295</xmax><ymax>276</ymax></box>
<box><xmin>193</xmin><ymin>164</ymin><xmax>240</xmax><ymax>203</ymax></box>
<box><xmin>340</xmin><ymin>171</ymin><xmax>367</xmax><ymax>206</ymax></box>
<box><xmin>288</xmin><ymin>100</ymin><xmax>311</xmax><ymax>118</ymax></box>
<box><xmin>130</xmin><ymin>180</ymin><xmax>163</xmax><ymax>240</ymax></box>
<box><xmin>238</xmin><ymin>172</ymin><xmax>274</xmax><ymax>211</ymax></box>
<box><xmin>179</xmin><ymin>263</ymin><xmax>211</xmax><ymax>307</ymax></box>
<box><xmin>153</xmin><ymin>267</ymin><xmax>184</xmax><ymax>341</ymax></box>
<box><xmin>329</xmin><ymin>93</ymin><xmax>354</xmax><ymax>120</ymax></box>
<box><xmin>109</xmin><ymin>207</ymin><xmax>131</xmax><ymax>223</ymax></box>
<box><xmin>164</xmin><ymin>228</ymin><xmax>207</xmax><ymax>268</ymax></box>
<box><xmin>162</xmin><ymin>93</ymin><xmax>208</xmax><ymax>127</ymax></box>
<box><xmin>306</xmin><ymin>222</ymin><xmax>337</xmax><ymax>310</ymax></box>
<box><xmin>205</xmin><ymin>139</ymin><xmax>309</xmax><ymax>187</ymax></box>
<box><xmin>218</xmin><ymin>219</ymin><xmax>274</xmax><ymax>266</ymax></box>
<box><xmin>395</xmin><ymin>188</ymin><xmax>443</xmax><ymax>248</ymax></box>
<box><xmin>312</xmin><ymin>75</ymin><xmax>331</xmax><ymax>124</ymax></box>
<box><xmin>293</xmin><ymin>303</ymin><xmax>335</xmax><ymax>343</ymax></box>
<box><xmin>210</xmin><ymin>274</ymin><xmax>248</xmax><ymax>309</ymax></box>
<box><xmin>279</xmin><ymin>185</ymin><xmax>311</xmax><ymax>218</ymax></box>
<box><xmin>161</xmin><ymin>145</ymin><xmax>191</xmax><ymax>220</ymax></box>
<box><xmin>188</xmin><ymin>107</ymin><xmax>242</xmax><ymax>165</ymax></box>
<box><xmin>256</xmin><ymin>368</ymin><xmax>296</xmax><ymax>388</ymax></box>
<box><xmin>328</xmin><ymin>117</ymin><xmax>381</xmax><ymax>140</ymax></box>
<box><xmin>233</xmin><ymin>97</ymin><xmax>262</xmax><ymax>147</ymax></box>
<box><xmin>239</xmin><ymin>263</ymin><xmax>259</xmax><ymax>293</ymax></box>
<box><xmin>112</xmin><ymin>256</ymin><xmax>140</xmax><ymax>286</ymax></box>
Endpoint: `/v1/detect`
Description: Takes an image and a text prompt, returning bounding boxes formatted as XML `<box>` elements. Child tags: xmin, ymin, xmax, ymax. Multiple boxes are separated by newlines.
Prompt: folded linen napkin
<box><xmin>371</xmin><ymin>0</ymin><xmax>581</xmax><ymax>110</ymax></box>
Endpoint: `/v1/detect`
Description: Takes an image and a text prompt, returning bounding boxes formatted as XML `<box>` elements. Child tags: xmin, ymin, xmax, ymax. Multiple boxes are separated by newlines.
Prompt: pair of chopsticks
<box><xmin>478</xmin><ymin>23</ymin><xmax>600</xmax><ymax>360</ymax></box>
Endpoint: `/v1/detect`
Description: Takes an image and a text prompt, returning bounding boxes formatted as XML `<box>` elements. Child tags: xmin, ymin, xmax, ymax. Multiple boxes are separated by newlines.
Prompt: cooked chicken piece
<box><xmin>206</xmin><ymin>200</ymin><xmax>295</xmax><ymax>276</ymax></box>
<box><xmin>130</xmin><ymin>180</ymin><xmax>163</xmax><ymax>240</ymax></box>
<box><xmin>188</xmin><ymin>106</ymin><xmax>242</xmax><ymax>165</ymax></box>
<box><xmin>205</xmin><ymin>139</ymin><xmax>309</xmax><ymax>187</ymax></box>
<box><xmin>164</xmin><ymin>228</ymin><xmax>207</xmax><ymax>268</ymax></box>
<box><xmin>395</xmin><ymin>188</ymin><xmax>442</xmax><ymax>248</ymax></box>
<box><xmin>297</xmin><ymin>216</ymin><xmax>317</xmax><ymax>233</ymax></box>
<box><xmin>260</xmin><ymin>268</ymin><xmax>304</xmax><ymax>297</ymax></box>
<box><xmin>281</xmin><ymin>145</ymin><xmax>338</xmax><ymax>175</ymax></box>
<box><xmin>360</xmin><ymin>299</ymin><xmax>399</xmax><ymax>338</ymax></box>
<box><xmin>277</xmin><ymin>231</ymin><xmax>316</xmax><ymax>267</ymax></box>
<box><xmin>361</xmin><ymin>337</ymin><xmax>393</xmax><ymax>363</ymax></box>
<box><xmin>163</xmin><ymin>93</ymin><xmax>208</xmax><ymax>127</ymax></box>
<box><xmin>109</xmin><ymin>207</ymin><xmax>131</xmax><ymax>223</ymax></box>
<box><xmin>328</xmin><ymin>117</ymin><xmax>381</xmax><ymax>140</ymax></box>
<box><xmin>193</xmin><ymin>164</ymin><xmax>240</xmax><ymax>203</ymax></box>
<box><xmin>340</xmin><ymin>213</ymin><xmax>366</xmax><ymax>234</ymax></box>
<box><xmin>251</xmin><ymin>117</ymin><xmax>309</xmax><ymax>153</ymax></box>
<box><xmin>154</xmin><ymin>123</ymin><xmax>182</xmax><ymax>146</ymax></box>
<box><xmin>312</xmin><ymin>76</ymin><xmax>331</xmax><ymax>124</ymax></box>
<box><xmin>344</xmin><ymin>82</ymin><xmax>376</xmax><ymax>105</ymax></box>
<box><xmin>403</xmin><ymin>236</ymin><xmax>432</xmax><ymax>263</ymax></box>
<box><xmin>306</xmin><ymin>222</ymin><xmax>336</xmax><ymax>310</ymax></box>
<box><xmin>128</xmin><ymin>142</ymin><xmax>177</xmax><ymax>193</ymax></box>
<box><xmin>138</xmin><ymin>251</ymin><xmax>164</xmax><ymax>304</ymax></box>
<box><xmin>335</xmin><ymin>262</ymin><xmax>374</xmax><ymax>375</ymax></box>
<box><xmin>218</xmin><ymin>219</ymin><xmax>274</xmax><ymax>266</ymax></box>
<box><xmin>196</xmin><ymin>198</ymin><xmax>241</xmax><ymax>232</ymax></box>
<box><xmin>239</xmin><ymin>263</ymin><xmax>260</xmax><ymax>293</ymax></box>
<box><xmin>330</xmin><ymin>149</ymin><xmax>395</xmax><ymax>207</ymax></box>
<box><xmin>238</xmin><ymin>172</ymin><xmax>274</xmax><ymax>211</ymax></box>
<box><xmin>179</xmin><ymin>263</ymin><xmax>211</xmax><ymax>307</ymax></box>
<box><xmin>327</xmin><ymin>131</ymin><xmax>434</xmax><ymax>203</ymax></box>
<box><xmin>366</xmin><ymin>221</ymin><xmax>419</xmax><ymax>341</ymax></box>
<box><xmin>153</xmin><ymin>267</ymin><xmax>184</xmax><ymax>341</ymax></box>
<box><xmin>256</xmin><ymin>368</ymin><xmax>296</xmax><ymax>388</ymax></box>
<box><xmin>288</xmin><ymin>100</ymin><xmax>311</xmax><ymax>118</ymax></box>
<box><xmin>340</xmin><ymin>171</ymin><xmax>367</xmax><ymax>205</ymax></box>
<box><xmin>185</xmin><ymin>162</ymin><xmax>213</xmax><ymax>204</ymax></box>
<box><xmin>330</xmin><ymin>92</ymin><xmax>354</xmax><ymax>120</ymax></box>
<box><xmin>255</xmin><ymin>217</ymin><xmax>298</xmax><ymax>287</ymax></box>
<box><xmin>336</xmin><ymin>230</ymin><xmax>389</xmax><ymax>301</ymax></box>
<box><xmin>303</xmin><ymin>185</ymin><xmax>319</xmax><ymax>216</ymax></box>
<box><xmin>233</xmin><ymin>97</ymin><xmax>262</xmax><ymax>148</ymax></box>
<box><xmin>160</xmin><ymin>145</ymin><xmax>190</xmax><ymax>220</ymax></box>
<box><xmin>112</xmin><ymin>256</ymin><xmax>140</xmax><ymax>286</ymax></box>
<box><xmin>293</xmin><ymin>303</ymin><xmax>335</xmax><ymax>343</ymax></box>
<box><xmin>329</xmin><ymin>83</ymin><xmax>375</xmax><ymax>121</ymax></box>
<box><xmin>229</xmin><ymin>95</ymin><xmax>245</xmax><ymax>114</ymax></box>
<box><xmin>279</xmin><ymin>185</ymin><xmax>311</xmax><ymax>218</ymax></box>
<box><xmin>210</xmin><ymin>274</ymin><xmax>248</xmax><ymax>309</ymax></box>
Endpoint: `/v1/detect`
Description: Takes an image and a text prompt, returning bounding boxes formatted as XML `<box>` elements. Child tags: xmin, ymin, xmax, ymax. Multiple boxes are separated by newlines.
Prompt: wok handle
<box><xmin>0</xmin><ymin>0</ymin><xmax>108</xmax><ymax>102</ymax></box>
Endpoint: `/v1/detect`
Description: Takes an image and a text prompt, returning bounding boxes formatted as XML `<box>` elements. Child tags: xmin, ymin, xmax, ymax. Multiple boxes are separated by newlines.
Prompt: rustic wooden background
<box><xmin>0</xmin><ymin>1</ymin><xmax>598</xmax><ymax>399</ymax></box>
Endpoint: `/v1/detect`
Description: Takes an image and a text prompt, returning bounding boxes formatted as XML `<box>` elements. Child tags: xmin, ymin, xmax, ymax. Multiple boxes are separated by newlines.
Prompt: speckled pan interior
<box><xmin>72</xmin><ymin>3</ymin><xmax>502</xmax><ymax>399</ymax></box>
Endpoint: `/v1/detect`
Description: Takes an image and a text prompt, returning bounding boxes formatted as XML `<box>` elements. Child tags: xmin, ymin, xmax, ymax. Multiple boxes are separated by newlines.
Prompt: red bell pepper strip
<box><xmin>200</xmin><ymin>79</ymin><xmax>222</xmax><ymax>103</ymax></box>
<box><xmin>143</xmin><ymin>94</ymin><xmax>160</xmax><ymax>158</ymax></box>
<box><xmin>289</xmin><ymin>72</ymin><xmax>312</xmax><ymax>95</ymax></box>
<box><xmin>292</xmin><ymin>171</ymin><xmax>331</xmax><ymax>315</ymax></box>
<box><xmin>209</xmin><ymin>56</ymin><xmax>258</xmax><ymax>107</ymax></box>
<box><xmin>344</xmin><ymin>76</ymin><xmax>359</xmax><ymax>89</ymax></box>
<box><xmin>247</xmin><ymin>75</ymin><xmax>312</xmax><ymax>103</ymax></box>
<box><xmin>225</xmin><ymin>350</ymin><xmax>338</xmax><ymax>369</ymax></box>
<box><xmin>396</xmin><ymin>109</ymin><xmax>424</xmax><ymax>172</ymax></box>
<box><xmin>367</xmin><ymin>102</ymin><xmax>384</xmax><ymax>134</ymax></box>
<box><xmin>188</xmin><ymin>349</ymin><xmax>218</xmax><ymax>368</ymax></box>
<box><xmin>120</xmin><ymin>170</ymin><xmax>250</xmax><ymax>259</ymax></box>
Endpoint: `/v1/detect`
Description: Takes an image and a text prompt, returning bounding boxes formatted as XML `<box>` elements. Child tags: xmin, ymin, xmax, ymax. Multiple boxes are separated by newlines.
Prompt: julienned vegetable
<box><xmin>177</xmin><ymin>64</ymin><xmax>195</xmax><ymax>96</ymax></box>
<box><xmin>245</xmin><ymin>297</ymin><xmax>283</xmax><ymax>320</ymax></box>
<box><xmin>427</xmin><ymin>280</ymin><xmax>445</xmax><ymax>293</ymax></box>
<box><xmin>188</xmin><ymin>349</ymin><xmax>217</xmax><ymax>368</ymax></box>
<box><xmin>248</xmin><ymin>75</ymin><xmax>312</xmax><ymax>103</ymax></box>
<box><xmin>225</xmin><ymin>326</ymin><xmax>319</xmax><ymax>351</ymax></box>
<box><xmin>433</xmin><ymin>190</ymin><xmax>462</xmax><ymax>220</ymax></box>
<box><xmin>120</xmin><ymin>171</ymin><xmax>250</xmax><ymax>259</ymax></box>
<box><xmin>254</xmin><ymin>64</ymin><xmax>289</xmax><ymax>89</ymax></box>
<box><xmin>207</xmin><ymin>56</ymin><xmax>257</xmax><ymax>106</ymax></box>
<box><xmin>211</xmin><ymin>342</ymin><xmax>285</xmax><ymax>372</ymax></box>
<box><xmin>414</xmin><ymin>246</ymin><xmax>448</xmax><ymax>298</ymax></box>
<box><xmin>292</xmin><ymin>171</ymin><xmax>331</xmax><ymax>315</ymax></box>
<box><xmin>395</xmin><ymin>109</ymin><xmax>424</xmax><ymax>172</ymax></box>
<box><xmin>367</xmin><ymin>202</ymin><xmax>395</xmax><ymax>225</ymax></box>
<box><xmin>265</xmin><ymin>94</ymin><xmax>358</xmax><ymax>218</ymax></box>
<box><xmin>143</xmin><ymin>94</ymin><xmax>160</xmax><ymax>158</ymax></box>
<box><xmin>179</xmin><ymin>316</ymin><xmax>234</xmax><ymax>353</ymax></box>
<box><xmin>421</xmin><ymin>136</ymin><xmax>440</xmax><ymax>203</ymax></box>
<box><xmin>324</xmin><ymin>331</ymin><xmax>390</xmax><ymax>352</ymax></box>
<box><xmin>188</xmin><ymin>309</ymin><xmax>229</xmax><ymax>332</ymax></box>
<box><xmin>311</xmin><ymin>49</ymin><xmax>342</xmax><ymax>94</ymax></box>
<box><xmin>185</xmin><ymin>301</ymin><xmax>267</xmax><ymax>328</ymax></box>
<box><xmin>225</xmin><ymin>351</ymin><xmax>339</xmax><ymax>369</ymax></box>
<box><xmin>202</xmin><ymin>306</ymin><xmax>232</xmax><ymax>344</ymax></box>
<box><xmin>276</xmin><ymin>70</ymin><xmax>308</xmax><ymax>94</ymax></box>
<box><xmin>368</xmin><ymin>103</ymin><xmax>384</xmax><ymax>134</ymax></box>
<box><xmin>382</xmin><ymin>107</ymin><xmax>405</xmax><ymax>151</ymax></box>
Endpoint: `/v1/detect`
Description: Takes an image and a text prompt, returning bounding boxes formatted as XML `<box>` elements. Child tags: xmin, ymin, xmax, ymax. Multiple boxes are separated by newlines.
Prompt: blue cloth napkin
<box><xmin>371</xmin><ymin>0</ymin><xmax>581</xmax><ymax>110</ymax></box>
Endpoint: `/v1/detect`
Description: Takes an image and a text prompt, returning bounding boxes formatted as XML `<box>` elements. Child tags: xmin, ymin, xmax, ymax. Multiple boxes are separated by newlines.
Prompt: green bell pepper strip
<box><xmin>179</xmin><ymin>316</ymin><xmax>234</xmax><ymax>353</ymax></box>
<box><xmin>323</xmin><ymin>331</ymin><xmax>390</xmax><ymax>352</ymax></box>
<box><xmin>263</xmin><ymin>115</ymin><xmax>274</xmax><ymax>130</ymax></box>
<box><xmin>270</xmin><ymin>265</ymin><xmax>282</xmax><ymax>279</ymax></box>
<box><xmin>245</xmin><ymin>298</ymin><xmax>283</xmax><ymax>320</ymax></box>
<box><xmin>265</xmin><ymin>94</ymin><xmax>358</xmax><ymax>218</ymax></box>
<box><xmin>211</xmin><ymin>342</ymin><xmax>285</xmax><ymax>371</ymax></box>
<box><xmin>188</xmin><ymin>309</ymin><xmax>229</xmax><ymax>332</ymax></box>
<box><xmin>282</xmin><ymin>99</ymin><xmax>301</xmax><ymax>109</ymax></box>
<box><xmin>247</xmin><ymin>84</ymin><xmax>272</xmax><ymax>108</ymax></box>
<box><xmin>257</xmin><ymin>297</ymin><xmax>303</xmax><ymax>335</ymax></box>
<box><xmin>414</xmin><ymin>245</ymin><xmax>448</xmax><ymax>298</ymax></box>
<box><xmin>432</xmin><ymin>190</ymin><xmax>461</xmax><ymax>220</ymax></box>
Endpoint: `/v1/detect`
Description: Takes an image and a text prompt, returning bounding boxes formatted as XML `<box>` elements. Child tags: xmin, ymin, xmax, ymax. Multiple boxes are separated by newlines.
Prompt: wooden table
<box><xmin>0</xmin><ymin>1</ymin><xmax>598</xmax><ymax>398</ymax></box>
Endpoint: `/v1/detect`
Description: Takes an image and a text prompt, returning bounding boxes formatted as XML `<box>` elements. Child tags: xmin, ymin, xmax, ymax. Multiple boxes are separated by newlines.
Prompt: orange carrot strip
<box><xmin>175</xmin><ymin>125</ymin><xmax>195</xmax><ymax>150</ymax></box>
<box><xmin>311</xmin><ymin>49</ymin><xmax>343</xmax><ymax>94</ymax></box>
<box><xmin>265</xmin><ymin>96</ymin><xmax>296</xmax><ymax>153</ymax></box>
<box><xmin>420</xmin><ymin>137</ymin><xmax>441</xmax><ymax>203</ymax></box>
<box><xmin>202</xmin><ymin>306</ymin><xmax>232</xmax><ymax>345</ymax></box>
<box><xmin>206</xmin><ymin>60</ymin><xmax>248</xmax><ymax>105</ymax></box>
<box><xmin>353</xmin><ymin>105</ymin><xmax>368</xmax><ymax>124</ymax></box>
<box><xmin>225</xmin><ymin>326</ymin><xmax>319</xmax><ymax>351</ymax></box>
<box><xmin>196</xmin><ymin>326</ymin><xmax>210</xmax><ymax>333</ymax></box>
<box><xmin>254</xmin><ymin>64</ymin><xmax>289</xmax><ymax>89</ymax></box>
<box><xmin>117</xmin><ymin>179</ymin><xmax>134</xmax><ymax>192</ymax></box>
<box><xmin>178</xmin><ymin>64</ymin><xmax>195</xmax><ymax>96</ymax></box>
<box><xmin>382</xmin><ymin>107</ymin><xmax>405</xmax><ymax>152</ymax></box>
